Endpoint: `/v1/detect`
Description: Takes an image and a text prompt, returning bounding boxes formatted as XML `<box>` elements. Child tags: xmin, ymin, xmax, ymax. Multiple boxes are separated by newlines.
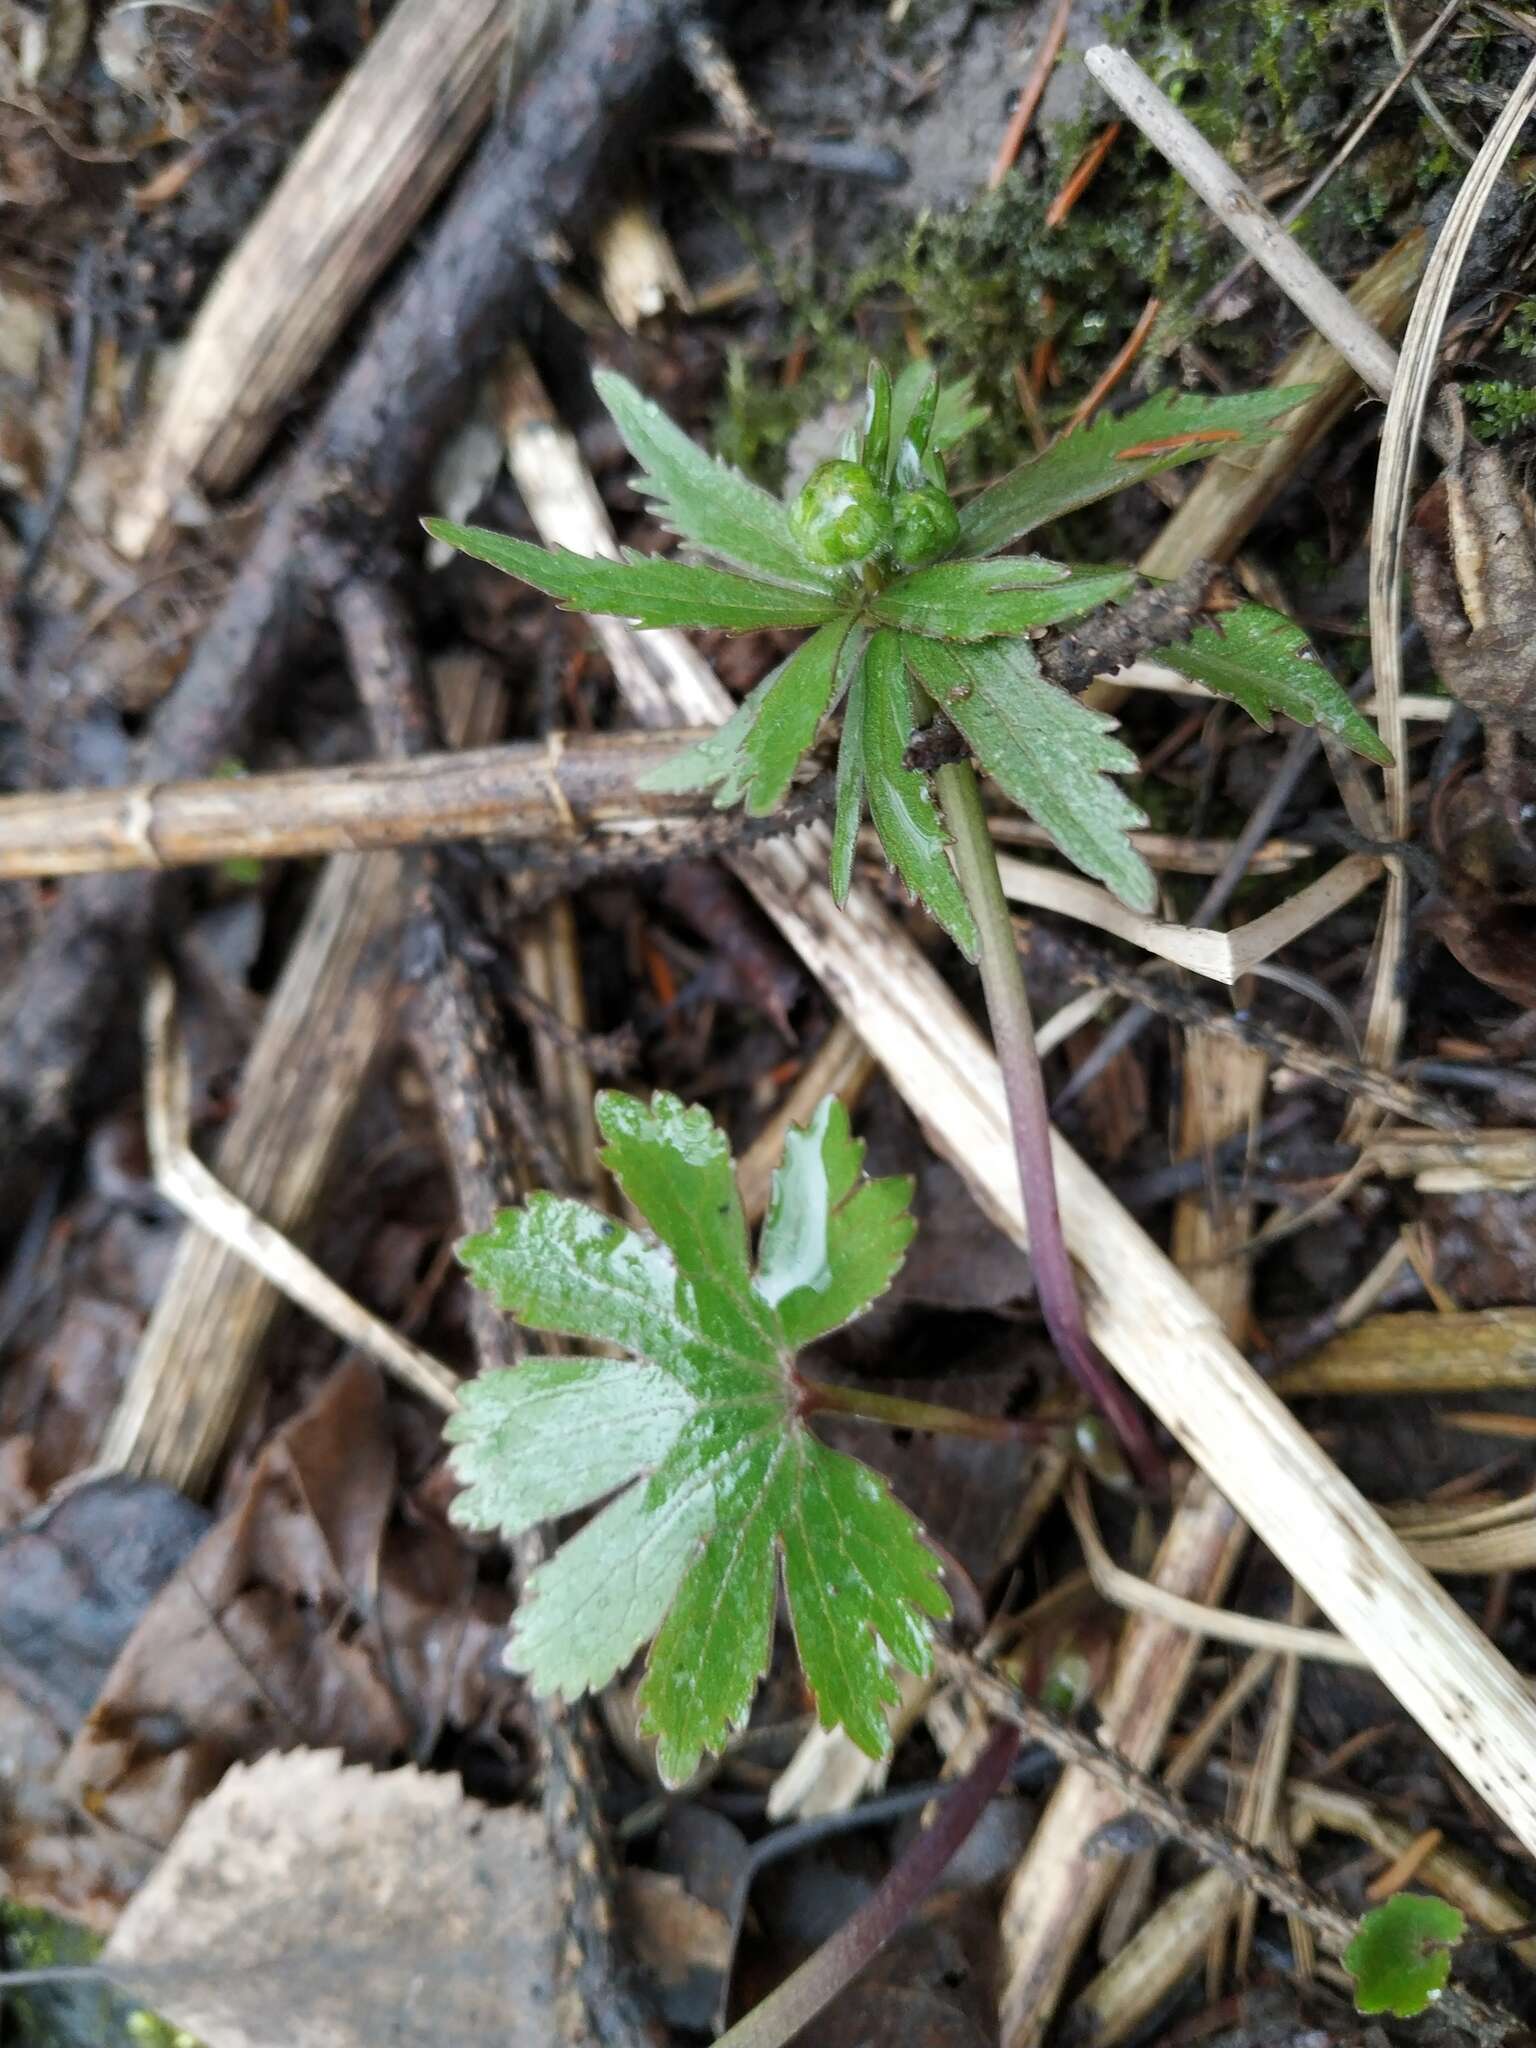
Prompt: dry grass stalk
<box><xmin>1359</xmin><ymin>53</ymin><xmax>1536</xmax><ymax>1102</ymax></box>
<box><xmin>996</xmin><ymin>852</ymin><xmax>1381</xmax><ymax>985</ymax></box>
<box><xmin>1067</xmin><ymin>1472</ymin><xmax>1368</xmax><ymax>1667</ymax></box>
<box><xmin>136</xmin><ymin>970</ymin><xmax>461</xmax><ymax>1421</ymax></box>
<box><xmin>0</xmin><ymin>727</ymin><xmax>708</xmax><ymax>879</ymax></box>
<box><xmin>114</xmin><ymin>0</ymin><xmax>572</xmax><ymax>558</ymax></box>
<box><xmin>986</xmin><ymin>816</ymin><xmax>1311</xmax><ymax>875</ymax></box>
<box><xmin>501</xmin><ymin>366</ymin><xmax>1536</xmax><ymax>1866</ymax></box>
<box><xmin>1274</xmin><ymin>1307</ymin><xmax>1536</xmax><ymax>1396</ymax></box>
<box><xmin>101</xmin><ymin>662</ymin><xmax>498</xmax><ymax>1486</ymax></box>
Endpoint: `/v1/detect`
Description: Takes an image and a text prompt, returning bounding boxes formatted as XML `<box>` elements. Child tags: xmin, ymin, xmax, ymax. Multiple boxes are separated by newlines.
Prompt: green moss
<box><xmin>709</xmin><ymin>0</ymin><xmax>1465</xmax><ymax>495</ymax></box>
<box><xmin>1463</xmin><ymin>377</ymin><xmax>1536</xmax><ymax>441</ymax></box>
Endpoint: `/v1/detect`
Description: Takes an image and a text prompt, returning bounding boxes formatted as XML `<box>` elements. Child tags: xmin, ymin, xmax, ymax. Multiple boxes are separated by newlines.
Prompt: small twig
<box><xmin>1024</xmin><ymin>918</ymin><xmax>1469</xmax><ymax>1131</ymax></box>
<box><xmin>1381</xmin><ymin>0</ymin><xmax>1476</xmax><ymax>158</ymax></box>
<box><xmin>1084</xmin><ymin>45</ymin><xmax>1402</xmax><ymax>407</ymax></box>
<box><xmin>988</xmin><ymin>0</ymin><xmax>1072</xmax><ymax>189</ymax></box>
<box><xmin>945</xmin><ymin>1647</ymin><xmax>1354</xmax><ymax>1948</ymax></box>
<box><xmin>141</xmin><ymin>968</ymin><xmax>463</xmax><ymax>1413</ymax></box>
<box><xmin>1036</xmin><ymin>561</ymin><xmax>1216</xmax><ymax>692</ymax></box>
<box><xmin>957</xmin><ymin>1656</ymin><xmax>1527</xmax><ymax>2042</ymax></box>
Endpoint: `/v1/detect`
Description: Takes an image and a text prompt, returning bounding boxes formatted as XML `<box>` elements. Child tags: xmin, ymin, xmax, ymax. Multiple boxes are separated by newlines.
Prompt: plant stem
<box><xmin>934</xmin><ymin>760</ymin><xmax>1165</xmax><ymax>1489</ymax></box>
<box><xmin>714</xmin><ymin>1721</ymin><xmax>1021</xmax><ymax>2048</ymax></box>
<box><xmin>800</xmin><ymin>1376</ymin><xmax>1052</xmax><ymax>1444</ymax></box>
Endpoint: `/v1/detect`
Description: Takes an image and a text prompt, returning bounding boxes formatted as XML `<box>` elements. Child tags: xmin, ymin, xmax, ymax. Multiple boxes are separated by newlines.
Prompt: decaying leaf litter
<box><xmin>6</xmin><ymin>1</ymin><xmax>1536</xmax><ymax>2044</ymax></box>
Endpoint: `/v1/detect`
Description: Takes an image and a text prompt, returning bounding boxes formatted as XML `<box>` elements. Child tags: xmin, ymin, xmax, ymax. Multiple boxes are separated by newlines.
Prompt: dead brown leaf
<box><xmin>62</xmin><ymin>1361</ymin><xmax>512</xmax><ymax>1846</ymax></box>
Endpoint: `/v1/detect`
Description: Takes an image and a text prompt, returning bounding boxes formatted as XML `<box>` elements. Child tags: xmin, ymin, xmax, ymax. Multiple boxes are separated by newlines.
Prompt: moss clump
<box><xmin>710</xmin><ymin>0</ymin><xmax>1472</xmax><ymax>488</ymax></box>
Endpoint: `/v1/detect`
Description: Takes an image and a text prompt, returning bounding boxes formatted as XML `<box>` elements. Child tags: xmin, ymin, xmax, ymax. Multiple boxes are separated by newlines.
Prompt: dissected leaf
<box><xmin>594</xmin><ymin>369</ymin><xmax>829</xmax><ymax>590</ymax></box>
<box><xmin>450</xmin><ymin>1091</ymin><xmax>949</xmax><ymax>1785</ymax></box>
<box><xmin>871</xmin><ymin>558</ymin><xmax>1135</xmax><ymax>640</ymax></box>
<box><xmin>1344</xmin><ymin>1894</ymin><xmax>1465</xmax><ymax>2018</ymax></box>
<box><xmin>422</xmin><ymin>521</ymin><xmax>841</xmax><ymax>632</ymax></box>
<box><xmin>641</xmin><ymin>623</ymin><xmax>864</xmax><ymax>815</ymax></box>
<box><xmin>956</xmin><ymin>387</ymin><xmax>1314</xmax><ymax>557</ymax></box>
<box><xmin>859</xmin><ymin>631</ymin><xmax>979</xmax><ymax>956</ymax></box>
<box><xmin>902</xmin><ymin>634</ymin><xmax>1155</xmax><ymax>912</ymax></box>
<box><xmin>1150</xmin><ymin>603</ymin><xmax>1393</xmax><ymax>763</ymax></box>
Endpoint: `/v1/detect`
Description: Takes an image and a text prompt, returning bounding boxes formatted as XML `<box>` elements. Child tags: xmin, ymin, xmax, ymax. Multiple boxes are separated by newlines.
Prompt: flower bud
<box><xmin>890</xmin><ymin>482</ymin><xmax>961</xmax><ymax>566</ymax></box>
<box><xmin>789</xmin><ymin>460</ymin><xmax>893</xmax><ymax>567</ymax></box>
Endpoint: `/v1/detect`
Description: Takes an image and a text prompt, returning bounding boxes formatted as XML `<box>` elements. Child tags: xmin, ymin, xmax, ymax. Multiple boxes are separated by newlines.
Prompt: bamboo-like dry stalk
<box><xmin>500</xmin><ymin>370</ymin><xmax>1536</xmax><ymax>1866</ymax></box>
<box><xmin>0</xmin><ymin>728</ymin><xmax>708</xmax><ymax>879</ymax></box>
<box><xmin>113</xmin><ymin>0</ymin><xmax>573</xmax><ymax>557</ymax></box>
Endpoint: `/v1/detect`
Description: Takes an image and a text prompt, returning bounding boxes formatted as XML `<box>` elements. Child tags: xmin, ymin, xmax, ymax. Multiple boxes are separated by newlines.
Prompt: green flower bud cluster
<box><xmin>787</xmin><ymin>362</ymin><xmax>962</xmax><ymax>573</ymax></box>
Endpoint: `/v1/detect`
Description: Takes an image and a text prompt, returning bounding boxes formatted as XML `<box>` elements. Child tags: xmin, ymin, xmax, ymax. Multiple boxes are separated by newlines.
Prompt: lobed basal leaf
<box><xmin>448</xmin><ymin>1091</ymin><xmax>950</xmax><ymax>1784</ymax></box>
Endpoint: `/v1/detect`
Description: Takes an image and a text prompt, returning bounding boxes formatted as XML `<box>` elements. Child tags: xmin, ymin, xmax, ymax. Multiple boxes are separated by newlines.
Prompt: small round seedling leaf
<box><xmin>1343</xmin><ymin>1893</ymin><xmax>1465</xmax><ymax>2017</ymax></box>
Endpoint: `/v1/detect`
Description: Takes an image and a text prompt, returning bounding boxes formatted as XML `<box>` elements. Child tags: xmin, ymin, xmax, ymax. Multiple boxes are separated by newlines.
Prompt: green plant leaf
<box><xmin>902</xmin><ymin>633</ymin><xmax>1155</xmax><ymax>912</ymax></box>
<box><xmin>859</xmin><ymin>631</ymin><xmax>980</xmax><ymax>955</ymax></box>
<box><xmin>890</xmin><ymin>359</ymin><xmax>989</xmax><ymax>474</ymax></box>
<box><xmin>1148</xmin><ymin>604</ymin><xmax>1393</xmax><ymax>764</ymax></box>
<box><xmin>593</xmin><ymin>369</ymin><xmax>830</xmax><ymax>590</ymax></box>
<box><xmin>829</xmin><ymin>646</ymin><xmax>867</xmax><ymax>906</ymax></box>
<box><xmin>641</xmin><ymin>621</ymin><xmax>864</xmax><ymax>814</ymax></box>
<box><xmin>422</xmin><ymin>520</ymin><xmax>842</xmax><ymax>632</ymax></box>
<box><xmin>956</xmin><ymin>387</ymin><xmax>1314</xmax><ymax>557</ymax></box>
<box><xmin>1344</xmin><ymin>1894</ymin><xmax>1465</xmax><ymax>2018</ymax></box>
<box><xmin>756</xmin><ymin>1091</ymin><xmax>916</xmax><ymax>1348</ymax></box>
<box><xmin>450</xmin><ymin>1090</ymin><xmax>949</xmax><ymax>1785</ymax></box>
<box><xmin>871</xmin><ymin>558</ymin><xmax>1136</xmax><ymax>640</ymax></box>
